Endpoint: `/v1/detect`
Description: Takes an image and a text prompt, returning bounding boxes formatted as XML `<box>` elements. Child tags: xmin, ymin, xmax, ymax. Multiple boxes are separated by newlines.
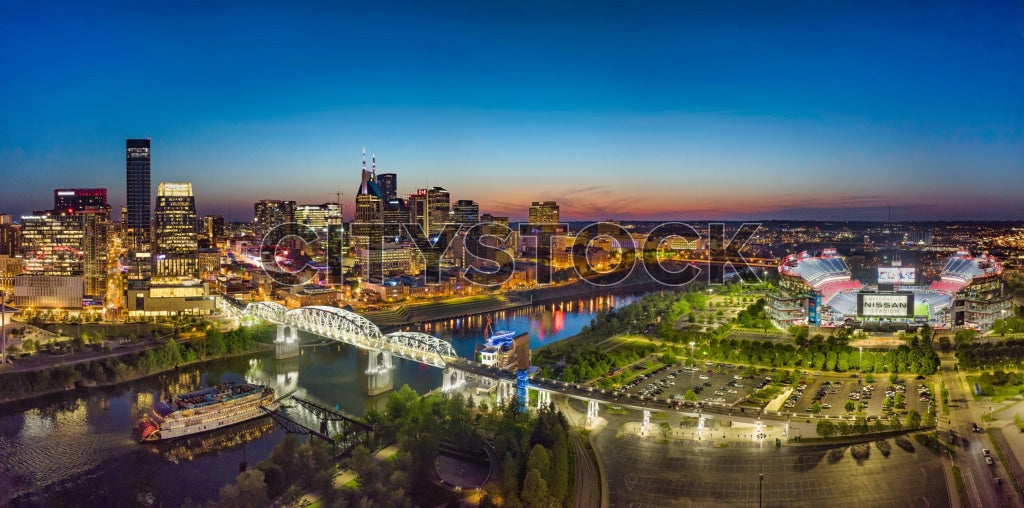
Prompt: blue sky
<box><xmin>1</xmin><ymin>1</ymin><xmax>1022</xmax><ymax>221</ymax></box>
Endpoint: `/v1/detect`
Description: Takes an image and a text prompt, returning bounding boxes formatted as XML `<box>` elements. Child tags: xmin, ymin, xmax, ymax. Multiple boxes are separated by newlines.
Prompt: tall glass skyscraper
<box><xmin>125</xmin><ymin>139</ymin><xmax>151</xmax><ymax>247</ymax></box>
<box><xmin>125</xmin><ymin>139</ymin><xmax>152</xmax><ymax>281</ymax></box>
<box><xmin>154</xmin><ymin>182</ymin><xmax>198</xmax><ymax>279</ymax></box>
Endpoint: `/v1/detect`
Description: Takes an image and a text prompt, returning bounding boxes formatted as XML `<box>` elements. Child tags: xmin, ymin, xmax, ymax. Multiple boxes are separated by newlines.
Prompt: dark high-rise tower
<box><xmin>377</xmin><ymin>173</ymin><xmax>397</xmax><ymax>201</ymax></box>
<box><xmin>126</xmin><ymin>139</ymin><xmax>151</xmax><ymax>249</ymax></box>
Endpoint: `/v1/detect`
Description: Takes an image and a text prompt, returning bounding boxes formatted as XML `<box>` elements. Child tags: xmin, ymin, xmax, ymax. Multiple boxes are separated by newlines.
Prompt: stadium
<box><xmin>767</xmin><ymin>248</ymin><xmax>1012</xmax><ymax>331</ymax></box>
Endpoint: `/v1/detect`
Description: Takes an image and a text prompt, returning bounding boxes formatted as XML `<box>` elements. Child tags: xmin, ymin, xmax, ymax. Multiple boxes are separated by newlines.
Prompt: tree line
<box><xmin>0</xmin><ymin>324</ymin><xmax>272</xmax><ymax>403</ymax></box>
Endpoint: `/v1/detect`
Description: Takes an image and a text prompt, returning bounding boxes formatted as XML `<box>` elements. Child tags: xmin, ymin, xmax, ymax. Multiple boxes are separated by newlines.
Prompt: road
<box><xmin>2</xmin><ymin>334</ymin><xmax>175</xmax><ymax>373</ymax></box>
<box><xmin>939</xmin><ymin>356</ymin><xmax>1021</xmax><ymax>507</ymax></box>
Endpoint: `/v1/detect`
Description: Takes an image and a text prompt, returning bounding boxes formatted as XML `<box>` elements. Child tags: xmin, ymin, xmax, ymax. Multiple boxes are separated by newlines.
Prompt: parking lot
<box><xmin>782</xmin><ymin>373</ymin><xmax>933</xmax><ymax>419</ymax></box>
<box><xmin>615</xmin><ymin>362</ymin><xmax>773</xmax><ymax>407</ymax></box>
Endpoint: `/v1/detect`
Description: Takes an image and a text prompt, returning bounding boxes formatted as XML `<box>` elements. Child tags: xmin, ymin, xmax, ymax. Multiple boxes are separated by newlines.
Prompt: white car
<box><xmin>700</xmin><ymin>375</ymin><xmax>709</xmax><ymax>380</ymax></box>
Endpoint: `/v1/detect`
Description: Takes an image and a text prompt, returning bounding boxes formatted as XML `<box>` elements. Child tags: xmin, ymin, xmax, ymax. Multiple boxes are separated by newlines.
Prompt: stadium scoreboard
<box><xmin>877</xmin><ymin>267</ymin><xmax>916</xmax><ymax>285</ymax></box>
<box><xmin>857</xmin><ymin>292</ymin><xmax>914</xmax><ymax>317</ymax></box>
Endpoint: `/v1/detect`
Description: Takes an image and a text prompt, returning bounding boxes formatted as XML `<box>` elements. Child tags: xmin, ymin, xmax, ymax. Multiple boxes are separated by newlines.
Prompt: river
<box><xmin>0</xmin><ymin>294</ymin><xmax>635</xmax><ymax>507</ymax></box>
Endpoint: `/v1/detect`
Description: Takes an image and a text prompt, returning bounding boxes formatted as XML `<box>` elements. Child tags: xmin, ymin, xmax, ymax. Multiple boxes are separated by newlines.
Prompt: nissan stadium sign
<box><xmin>858</xmin><ymin>293</ymin><xmax>914</xmax><ymax>317</ymax></box>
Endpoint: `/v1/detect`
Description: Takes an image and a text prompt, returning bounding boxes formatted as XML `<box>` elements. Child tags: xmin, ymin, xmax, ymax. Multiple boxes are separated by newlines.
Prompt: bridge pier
<box><xmin>535</xmin><ymin>389</ymin><xmax>551</xmax><ymax>410</ymax></box>
<box><xmin>275</xmin><ymin>324</ymin><xmax>299</xmax><ymax>359</ymax></box>
<box><xmin>641</xmin><ymin>409</ymin><xmax>651</xmax><ymax>436</ymax></box>
<box><xmin>496</xmin><ymin>379</ymin><xmax>516</xmax><ymax>406</ymax></box>
<box><xmin>366</xmin><ymin>349</ymin><xmax>394</xmax><ymax>396</ymax></box>
<box><xmin>586</xmin><ymin>400</ymin><xmax>599</xmax><ymax>427</ymax></box>
<box><xmin>442</xmin><ymin>367</ymin><xmax>466</xmax><ymax>392</ymax></box>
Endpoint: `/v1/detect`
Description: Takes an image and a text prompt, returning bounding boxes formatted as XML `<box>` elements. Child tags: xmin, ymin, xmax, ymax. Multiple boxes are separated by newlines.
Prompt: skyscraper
<box><xmin>254</xmin><ymin>199</ymin><xmax>297</xmax><ymax>242</ymax></box>
<box><xmin>54</xmin><ymin>188</ymin><xmax>111</xmax><ymax>218</ymax></box>
<box><xmin>201</xmin><ymin>215</ymin><xmax>225</xmax><ymax>239</ymax></box>
<box><xmin>377</xmin><ymin>173</ymin><xmax>398</xmax><ymax>201</ymax></box>
<box><xmin>125</xmin><ymin>139</ymin><xmax>151</xmax><ymax>249</ymax></box>
<box><xmin>453</xmin><ymin>199</ymin><xmax>480</xmax><ymax>227</ymax></box>
<box><xmin>529</xmin><ymin>201</ymin><xmax>560</xmax><ymax>224</ymax></box>
<box><xmin>154</xmin><ymin>182</ymin><xmax>199</xmax><ymax>279</ymax></box>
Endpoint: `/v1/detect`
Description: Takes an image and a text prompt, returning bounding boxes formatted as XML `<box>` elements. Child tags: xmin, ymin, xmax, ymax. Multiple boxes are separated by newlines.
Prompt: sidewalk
<box><xmin>618</xmin><ymin>418</ymin><xmax>787</xmax><ymax>447</ymax></box>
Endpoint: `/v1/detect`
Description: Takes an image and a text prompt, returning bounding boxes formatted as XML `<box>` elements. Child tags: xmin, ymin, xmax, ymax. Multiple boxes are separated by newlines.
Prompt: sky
<box><xmin>1</xmin><ymin>1</ymin><xmax>1022</xmax><ymax>222</ymax></box>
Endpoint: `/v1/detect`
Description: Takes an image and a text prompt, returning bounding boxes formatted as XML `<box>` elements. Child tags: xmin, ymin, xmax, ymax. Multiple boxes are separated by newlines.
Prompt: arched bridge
<box><xmin>241</xmin><ymin>302</ymin><xmax>457</xmax><ymax>368</ymax></box>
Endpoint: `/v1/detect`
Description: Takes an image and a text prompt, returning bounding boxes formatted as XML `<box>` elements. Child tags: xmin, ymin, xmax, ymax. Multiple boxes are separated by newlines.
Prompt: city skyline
<box><xmin>1</xmin><ymin>2</ymin><xmax>1022</xmax><ymax>222</ymax></box>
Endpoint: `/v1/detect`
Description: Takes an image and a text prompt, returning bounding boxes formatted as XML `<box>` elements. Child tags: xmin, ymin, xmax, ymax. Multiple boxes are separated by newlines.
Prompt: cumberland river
<box><xmin>0</xmin><ymin>294</ymin><xmax>635</xmax><ymax>507</ymax></box>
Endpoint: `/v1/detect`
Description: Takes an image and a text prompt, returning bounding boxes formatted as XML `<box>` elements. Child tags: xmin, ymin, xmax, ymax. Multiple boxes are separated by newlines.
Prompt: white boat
<box><xmin>138</xmin><ymin>382</ymin><xmax>276</xmax><ymax>442</ymax></box>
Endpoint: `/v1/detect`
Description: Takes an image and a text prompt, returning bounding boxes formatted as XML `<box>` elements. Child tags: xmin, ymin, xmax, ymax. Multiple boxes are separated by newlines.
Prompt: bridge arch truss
<box><xmin>282</xmin><ymin>306</ymin><xmax>383</xmax><ymax>349</ymax></box>
<box><xmin>382</xmin><ymin>332</ymin><xmax>458</xmax><ymax>368</ymax></box>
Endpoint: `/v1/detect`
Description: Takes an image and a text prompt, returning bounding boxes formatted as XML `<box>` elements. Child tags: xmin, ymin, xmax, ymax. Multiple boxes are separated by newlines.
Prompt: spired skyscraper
<box><xmin>154</xmin><ymin>182</ymin><xmax>199</xmax><ymax>279</ymax></box>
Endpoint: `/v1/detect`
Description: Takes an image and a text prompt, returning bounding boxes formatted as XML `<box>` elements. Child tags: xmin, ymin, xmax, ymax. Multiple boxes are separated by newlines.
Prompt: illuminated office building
<box><xmin>154</xmin><ymin>182</ymin><xmax>199</xmax><ymax>279</ymax></box>
<box><xmin>254</xmin><ymin>199</ymin><xmax>296</xmax><ymax>243</ymax></box>
<box><xmin>54</xmin><ymin>188</ymin><xmax>111</xmax><ymax>218</ymax></box>
<box><xmin>529</xmin><ymin>201</ymin><xmax>560</xmax><ymax>224</ymax></box>
<box><xmin>453</xmin><ymin>199</ymin><xmax>479</xmax><ymax>227</ymax></box>
<box><xmin>202</xmin><ymin>215</ymin><xmax>225</xmax><ymax>239</ymax></box>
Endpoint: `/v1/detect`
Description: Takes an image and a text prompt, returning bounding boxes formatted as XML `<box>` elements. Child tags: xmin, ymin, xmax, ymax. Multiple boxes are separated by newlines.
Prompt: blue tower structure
<box><xmin>516</xmin><ymin>370</ymin><xmax>529</xmax><ymax>411</ymax></box>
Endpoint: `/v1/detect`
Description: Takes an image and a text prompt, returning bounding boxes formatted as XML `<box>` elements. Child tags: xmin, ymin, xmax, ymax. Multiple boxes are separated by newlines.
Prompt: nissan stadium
<box><xmin>767</xmin><ymin>248</ymin><xmax>1013</xmax><ymax>331</ymax></box>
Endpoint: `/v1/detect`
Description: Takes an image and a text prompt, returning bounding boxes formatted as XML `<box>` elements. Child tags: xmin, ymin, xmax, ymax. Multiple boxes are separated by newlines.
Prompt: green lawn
<box><xmin>966</xmin><ymin>375</ymin><xmax>1024</xmax><ymax>402</ymax></box>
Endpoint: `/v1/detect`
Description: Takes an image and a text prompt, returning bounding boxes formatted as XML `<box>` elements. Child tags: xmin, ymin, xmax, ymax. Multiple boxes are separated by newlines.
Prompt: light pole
<box><xmin>689</xmin><ymin>341</ymin><xmax>696</xmax><ymax>368</ymax></box>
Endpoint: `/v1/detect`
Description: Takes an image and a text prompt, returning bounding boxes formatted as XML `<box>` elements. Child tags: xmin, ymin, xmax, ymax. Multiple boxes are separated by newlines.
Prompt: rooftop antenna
<box><xmin>372</xmin><ymin>153</ymin><xmax>376</xmax><ymax>180</ymax></box>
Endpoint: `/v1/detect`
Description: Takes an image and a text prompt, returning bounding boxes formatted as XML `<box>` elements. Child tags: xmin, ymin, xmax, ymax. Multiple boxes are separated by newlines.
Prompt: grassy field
<box><xmin>966</xmin><ymin>375</ymin><xmax>1024</xmax><ymax>402</ymax></box>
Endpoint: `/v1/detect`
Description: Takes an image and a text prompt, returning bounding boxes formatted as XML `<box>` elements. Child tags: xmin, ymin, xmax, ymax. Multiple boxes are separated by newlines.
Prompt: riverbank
<box><xmin>0</xmin><ymin>342</ymin><xmax>274</xmax><ymax>407</ymax></box>
<box><xmin>365</xmin><ymin>270</ymin><xmax>669</xmax><ymax>329</ymax></box>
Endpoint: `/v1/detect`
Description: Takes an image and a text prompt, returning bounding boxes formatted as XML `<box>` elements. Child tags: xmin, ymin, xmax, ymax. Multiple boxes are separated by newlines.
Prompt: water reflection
<box><xmin>0</xmin><ymin>294</ymin><xmax>633</xmax><ymax>507</ymax></box>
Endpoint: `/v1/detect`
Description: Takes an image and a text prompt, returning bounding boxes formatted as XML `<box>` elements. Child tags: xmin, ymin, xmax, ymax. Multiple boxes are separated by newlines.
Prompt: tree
<box><xmin>845</xmin><ymin>400</ymin><xmax>856</xmax><ymax>413</ymax></box>
<box><xmin>993</xmin><ymin>319</ymin><xmax>1008</xmax><ymax>337</ymax></box>
<box><xmin>907</xmin><ymin>409</ymin><xmax>922</xmax><ymax>429</ymax></box>
<box><xmin>789</xmin><ymin>325</ymin><xmax>810</xmax><ymax>345</ymax></box>
<box><xmin>882</xmin><ymin>396</ymin><xmax>894</xmax><ymax>412</ymax></box>
<box><xmin>889</xmin><ymin>416</ymin><xmax>902</xmax><ymax>431</ymax></box>
<box><xmin>938</xmin><ymin>336</ymin><xmax>951</xmax><ymax>353</ymax></box>
<box><xmin>659</xmin><ymin>421</ymin><xmax>672</xmax><ymax>440</ymax></box>
<box><xmin>526</xmin><ymin>444</ymin><xmax>551</xmax><ymax>479</ymax></box>
<box><xmin>217</xmin><ymin>468</ymin><xmax>270</xmax><ymax>508</ymax></box>
<box><xmin>684</xmin><ymin>389</ymin><xmax>698</xmax><ymax>401</ymax></box>
<box><xmin>894</xmin><ymin>393</ymin><xmax>905</xmax><ymax>409</ymax></box>
<box><xmin>920</xmin><ymin>323</ymin><xmax>934</xmax><ymax>346</ymax></box>
<box><xmin>816</xmin><ymin>420</ymin><xmax>836</xmax><ymax>437</ymax></box>
<box><xmin>810</xmin><ymin>402</ymin><xmax>822</xmax><ymax>414</ymax></box>
<box><xmin>521</xmin><ymin>468</ymin><xmax>549</xmax><ymax>508</ymax></box>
